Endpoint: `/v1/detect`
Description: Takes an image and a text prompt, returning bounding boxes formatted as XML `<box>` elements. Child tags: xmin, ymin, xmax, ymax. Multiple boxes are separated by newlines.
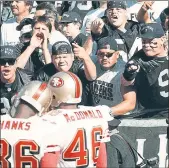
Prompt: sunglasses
<box><xmin>97</xmin><ymin>52</ymin><xmax>114</xmax><ymax>58</ymax></box>
<box><xmin>0</xmin><ymin>59</ymin><xmax>16</xmax><ymax>66</ymax></box>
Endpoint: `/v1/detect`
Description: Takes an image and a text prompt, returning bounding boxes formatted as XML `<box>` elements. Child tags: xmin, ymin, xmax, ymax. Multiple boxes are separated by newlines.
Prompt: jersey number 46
<box><xmin>62</xmin><ymin>126</ymin><xmax>103</xmax><ymax>167</ymax></box>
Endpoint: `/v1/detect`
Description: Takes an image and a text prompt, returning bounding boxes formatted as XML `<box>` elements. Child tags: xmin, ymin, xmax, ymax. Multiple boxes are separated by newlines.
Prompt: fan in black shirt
<box><xmin>122</xmin><ymin>23</ymin><xmax>169</xmax><ymax>118</ymax></box>
<box><xmin>60</xmin><ymin>11</ymin><xmax>87</xmax><ymax>47</ymax></box>
<box><xmin>35</xmin><ymin>41</ymin><xmax>96</xmax><ymax>106</ymax></box>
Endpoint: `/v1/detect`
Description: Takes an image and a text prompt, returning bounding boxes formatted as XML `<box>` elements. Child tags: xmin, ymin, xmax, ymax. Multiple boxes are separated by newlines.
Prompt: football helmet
<box><xmin>48</xmin><ymin>72</ymin><xmax>82</xmax><ymax>107</ymax></box>
<box><xmin>10</xmin><ymin>81</ymin><xmax>52</xmax><ymax>117</ymax></box>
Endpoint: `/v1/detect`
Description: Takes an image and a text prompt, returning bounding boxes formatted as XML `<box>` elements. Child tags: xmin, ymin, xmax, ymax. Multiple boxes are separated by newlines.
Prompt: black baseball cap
<box><xmin>97</xmin><ymin>36</ymin><xmax>118</xmax><ymax>51</ymax></box>
<box><xmin>140</xmin><ymin>23</ymin><xmax>165</xmax><ymax>39</ymax></box>
<box><xmin>0</xmin><ymin>46</ymin><xmax>18</xmax><ymax>60</ymax></box>
<box><xmin>16</xmin><ymin>18</ymin><xmax>33</xmax><ymax>31</ymax></box>
<box><xmin>60</xmin><ymin>12</ymin><xmax>82</xmax><ymax>24</ymax></box>
<box><xmin>52</xmin><ymin>41</ymin><xmax>73</xmax><ymax>55</ymax></box>
<box><xmin>107</xmin><ymin>0</ymin><xmax>127</xmax><ymax>10</ymax></box>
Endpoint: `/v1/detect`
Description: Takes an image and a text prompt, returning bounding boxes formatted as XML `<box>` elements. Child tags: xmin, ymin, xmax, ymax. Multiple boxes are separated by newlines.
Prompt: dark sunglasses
<box><xmin>97</xmin><ymin>52</ymin><xmax>114</xmax><ymax>58</ymax></box>
<box><xmin>0</xmin><ymin>59</ymin><xmax>16</xmax><ymax>66</ymax></box>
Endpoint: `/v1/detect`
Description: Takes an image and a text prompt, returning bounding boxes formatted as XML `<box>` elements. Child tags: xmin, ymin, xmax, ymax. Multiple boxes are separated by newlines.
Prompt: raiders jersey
<box><xmin>42</xmin><ymin>105</ymin><xmax>113</xmax><ymax>167</ymax></box>
<box><xmin>89</xmin><ymin>59</ymin><xmax>126</xmax><ymax>106</ymax></box>
<box><xmin>0</xmin><ymin>114</ymin><xmax>58</xmax><ymax>168</ymax></box>
<box><xmin>133</xmin><ymin>51</ymin><xmax>168</xmax><ymax>112</ymax></box>
<box><xmin>68</xmin><ymin>1</ymin><xmax>93</xmax><ymax>20</ymax></box>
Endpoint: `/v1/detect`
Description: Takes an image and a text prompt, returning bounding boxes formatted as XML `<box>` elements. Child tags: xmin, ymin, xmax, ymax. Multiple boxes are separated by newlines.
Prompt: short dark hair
<box><xmin>36</xmin><ymin>2</ymin><xmax>58</xmax><ymax>29</ymax></box>
<box><xmin>32</xmin><ymin>15</ymin><xmax>52</xmax><ymax>33</ymax></box>
<box><xmin>25</xmin><ymin>1</ymin><xmax>34</xmax><ymax>12</ymax></box>
<box><xmin>44</xmin><ymin>10</ymin><xmax>59</xmax><ymax>30</ymax></box>
<box><xmin>36</xmin><ymin>2</ymin><xmax>57</xmax><ymax>13</ymax></box>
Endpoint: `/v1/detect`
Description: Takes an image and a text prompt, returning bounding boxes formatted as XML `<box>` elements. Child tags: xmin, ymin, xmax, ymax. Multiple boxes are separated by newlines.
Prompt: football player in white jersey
<box><xmin>40</xmin><ymin>71</ymin><xmax>117</xmax><ymax>167</ymax></box>
<box><xmin>0</xmin><ymin>81</ymin><xmax>59</xmax><ymax>168</ymax></box>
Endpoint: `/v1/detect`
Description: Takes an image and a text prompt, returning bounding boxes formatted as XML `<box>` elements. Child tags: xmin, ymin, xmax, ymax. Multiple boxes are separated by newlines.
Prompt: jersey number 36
<box><xmin>0</xmin><ymin>139</ymin><xmax>39</xmax><ymax>168</ymax></box>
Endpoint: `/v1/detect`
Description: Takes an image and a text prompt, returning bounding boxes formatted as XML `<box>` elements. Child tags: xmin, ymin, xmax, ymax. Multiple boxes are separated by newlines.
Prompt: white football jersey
<box><xmin>0</xmin><ymin>114</ymin><xmax>58</xmax><ymax>168</ymax></box>
<box><xmin>42</xmin><ymin>105</ymin><xmax>113</xmax><ymax>167</ymax></box>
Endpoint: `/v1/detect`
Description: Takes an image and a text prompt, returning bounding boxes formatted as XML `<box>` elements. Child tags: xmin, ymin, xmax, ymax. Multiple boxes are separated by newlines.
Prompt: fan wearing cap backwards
<box><xmin>0</xmin><ymin>46</ymin><xmax>31</xmax><ymax>115</ymax></box>
<box><xmin>35</xmin><ymin>41</ymin><xmax>96</xmax><ymax>105</ymax></box>
<box><xmin>60</xmin><ymin>11</ymin><xmax>87</xmax><ymax>47</ymax></box>
<box><xmin>121</xmin><ymin>23</ymin><xmax>168</xmax><ymax>118</ymax></box>
<box><xmin>87</xmin><ymin>0</ymin><xmax>143</xmax><ymax>61</ymax></box>
<box><xmin>88</xmin><ymin>36</ymin><xmax>136</xmax><ymax>116</ymax></box>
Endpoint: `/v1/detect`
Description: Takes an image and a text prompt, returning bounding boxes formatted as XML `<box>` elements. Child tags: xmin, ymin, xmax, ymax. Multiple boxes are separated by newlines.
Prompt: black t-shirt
<box><xmin>68</xmin><ymin>1</ymin><xmax>93</xmax><ymax>20</ymax></box>
<box><xmin>71</xmin><ymin>33</ymin><xmax>87</xmax><ymax>47</ymax></box>
<box><xmin>130</xmin><ymin>50</ymin><xmax>169</xmax><ymax>117</ymax></box>
<box><xmin>92</xmin><ymin>20</ymin><xmax>143</xmax><ymax>60</ymax></box>
<box><xmin>0</xmin><ymin>68</ymin><xmax>31</xmax><ymax>114</ymax></box>
<box><xmin>0</xmin><ymin>78</ymin><xmax>18</xmax><ymax>105</ymax></box>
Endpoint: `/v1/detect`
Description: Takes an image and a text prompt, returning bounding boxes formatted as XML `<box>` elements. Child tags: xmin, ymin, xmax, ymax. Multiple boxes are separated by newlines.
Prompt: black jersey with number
<box><xmin>68</xmin><ymin>1</ymin><xmax>93</xmax><ymax>20</ymax></box>
<box><xmin>131</xmin><ymin>50</ymin><xmax>168</xmax><ymax>113</ymax></box>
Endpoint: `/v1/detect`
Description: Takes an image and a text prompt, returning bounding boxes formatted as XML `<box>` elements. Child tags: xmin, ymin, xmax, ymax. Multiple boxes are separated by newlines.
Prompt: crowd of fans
<box><xmin>0</xmin><ymin>1</ymin><xmax>168</xmax><ymax>167</ymax></box>
<box><xmin>1</xmin><ymin>0</ymin><xmax>168</xmax><ymax>117</ymax></box>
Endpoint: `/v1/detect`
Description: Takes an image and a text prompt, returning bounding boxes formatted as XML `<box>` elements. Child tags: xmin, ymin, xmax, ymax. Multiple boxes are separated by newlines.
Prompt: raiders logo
<box><xmin>50</xmin><ymin>77</ymin><xmax>64</xmax><ymax>88</ymax></box>
<box><xmin>104</xmin><ymin>44</ymin><xmax>110</xmax><ymax>49</ymax></box>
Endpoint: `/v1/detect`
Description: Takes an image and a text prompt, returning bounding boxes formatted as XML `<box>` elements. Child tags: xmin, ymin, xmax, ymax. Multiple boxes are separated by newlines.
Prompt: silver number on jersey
<box><xmin>158</xmin><ymin>69</ymin><xmax>169</xmax><ymax>98</ymax></box>
<box><xmin>70</xmin><ymin>1</ymin><xmax>92</xmax><ymax>11</ymax></box>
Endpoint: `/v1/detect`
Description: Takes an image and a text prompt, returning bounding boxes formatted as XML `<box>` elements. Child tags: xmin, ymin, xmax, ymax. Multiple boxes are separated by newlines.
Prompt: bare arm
<box><xmin>111</xmin><ymin>85</ymin><xmax>136</xmax><ymax>116</ymax></box>
<box><xmin>16</xmin><ymin>45</ymin><xmax>36</xmax><ymax>69</ymax></box>
<box><xmin>83</xmin><ymin>55</ymin><xmax>97</xmax><ymax>81</ymax></box>
<box><xmin>40</xmin><ymin>152</ymin><xmax>60</xmax><ymax>168</ymax></box>
<box><xmin>42</xmin><ymin>47</ymin><xmax>52</xmax><ymax>64</ymax></box>
<box><xmin>73</xmin><ymin>43</ymin><xmax>97</xmax><ymax>81</ymax></box>
<box><xmin>83</xmin><ymin>36</ymin><xmax>94</xmax><ymax>56</ymax></box>
<box><xmin>137</xmin><ymin>1</ymin><xmax>154</xmax><ymax>23</ymax></box>
<box><xmin>16</xmin><ymin>33</ymin><xmax>43</xmax><ymax>69</ymax></box>
<box><xmin>41</xmin><ymin>33</ymin><xmax>52</xmax><ymax>64</ymax></box>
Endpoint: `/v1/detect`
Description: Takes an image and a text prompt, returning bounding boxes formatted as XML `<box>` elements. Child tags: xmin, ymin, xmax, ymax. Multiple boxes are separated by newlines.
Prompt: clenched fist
<box><xmin>72</xmin><ymin>43</ymin><xmax>89</xmax><ymax>60</ymax></box>
<box><xmin>141</xmin><ymin>1</ymin><xmax>154</xmax><ymax>11</ymax></box>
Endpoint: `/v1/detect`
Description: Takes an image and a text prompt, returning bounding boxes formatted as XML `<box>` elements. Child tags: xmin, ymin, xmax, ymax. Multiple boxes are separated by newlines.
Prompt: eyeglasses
<box><xmin>97</xmin><ymin>52</ymin><xmax>114</xmax><ymax>58</ymax></box>
<box><xmin>0</xmin><ymin>59</ymin><xmax>16</xmax><ymax>66</ymax></box>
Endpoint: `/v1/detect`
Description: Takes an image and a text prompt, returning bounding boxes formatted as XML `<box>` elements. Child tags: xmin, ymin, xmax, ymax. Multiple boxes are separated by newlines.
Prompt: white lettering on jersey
<box><xmin>115</xmin><ymin>37</ymin><xmax>142</xmax><ymax>62</ymax></box>
<box><xmin>158</xmin><ymin>69</ymin><xmax>169</xmax><ymax>98</ymax></box>
<box><xmin>0</xmin><ymin>115</ymin><xmax>58</xmax><ymax>168</ymax></box>
<box><xmin>128</xmin><ymin>37</ymin><xmax>142</xmax><ymax>58</ymax></box>
<box><xmin>70</xmin><ymin>1</ymin><xmax>92</xmax><ymax>11</ymax></box>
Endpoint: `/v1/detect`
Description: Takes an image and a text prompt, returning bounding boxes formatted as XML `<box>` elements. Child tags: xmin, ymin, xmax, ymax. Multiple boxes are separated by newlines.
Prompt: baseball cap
<box><xmin>0</xmin><ymin>46</ymin><xmax>18</xmax><ymax>60</ymax></box>
<box><xmin>60</xmin><ymin>12</ymin><xmax>82</xmax><ymax>24</ymax></box>
<box><xmin>97</xmin><ymin>36</ymin><xmax>118</xmax><ymax>51</ymax></box>
<box><xmin>107</xmin><ymin>0</ymin><xmax>127</xmax><ymax>10</ymax></box>
<box><xmin>16</xmin><ymin>18</ymin><xmax>33</xmax><ymax>31</ymax></box>
<box><xmin>140</xmin><ymin>23</ymin><xmax>165</xmax><ymax>39</ymax></box>
<box><xmin>52</xmin><ymin>41</ymin><xmax>73</xmax><ymax>55</ymax></box>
